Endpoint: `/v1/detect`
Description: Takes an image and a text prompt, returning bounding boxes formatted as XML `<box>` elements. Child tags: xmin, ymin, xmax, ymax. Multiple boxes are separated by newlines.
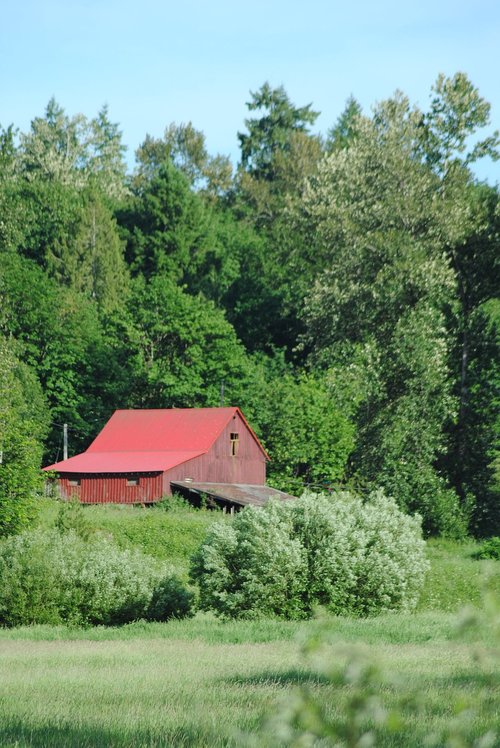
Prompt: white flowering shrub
<box><xmin>191</xmin><ymin>502</ymin><xmax>308</xmax><ymax>619</ymax></box>
<box><xmin>0</xmin><ymin>529</ymin><xmax>193</xmax><ymax>626</ymax></box>
<box><xmin>191</xmin><ymin>490</ymin><xmax>429</xmax><ymax>619</ymax></box>
<box><xmin>72</xmin><ymin>537</ymin><xmax>163</xmax><ymax>625</ymax></box>
<box><xmin>0</xmin><ymin>529</ymin><xmax>82</xmax><ymax>625</ymax></box>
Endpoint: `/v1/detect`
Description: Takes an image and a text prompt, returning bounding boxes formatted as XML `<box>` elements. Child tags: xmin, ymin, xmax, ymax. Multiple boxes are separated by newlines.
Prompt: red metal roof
<box><xmin>87</xmin><ymin>408</ymin><xmax>245</xmax><ymax>453</ymax></box>
<box><xmin>44</xmin><ymin>407</ymin><xmax>268</xmax><ymax>474</ymax></box>
<box><xmin>44</xmin><ymin>450</ymin><xmax>204</xmax><ymax>474</ymax></box>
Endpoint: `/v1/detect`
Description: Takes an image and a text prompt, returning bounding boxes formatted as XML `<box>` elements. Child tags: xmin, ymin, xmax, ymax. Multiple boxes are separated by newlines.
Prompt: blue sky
<box><xmin>1</xmin><ymin>0</ymin><xmax>499</xmax><ymax>182</ymax></box>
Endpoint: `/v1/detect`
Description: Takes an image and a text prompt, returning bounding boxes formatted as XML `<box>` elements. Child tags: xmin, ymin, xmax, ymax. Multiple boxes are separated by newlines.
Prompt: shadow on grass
<box><xmin>0</xmin><ymin>721</ymin><xmax>233</xmax><ymax>748</ymax></box>
<box><xmin>432</xmin><ymin>669</ymin><xmax>499</xmax><ymax>691</ymax></box>
<box><xmin>223</xmin><ymin>667</ymin><xmax>330</xmax><ymax>688</ymax></box>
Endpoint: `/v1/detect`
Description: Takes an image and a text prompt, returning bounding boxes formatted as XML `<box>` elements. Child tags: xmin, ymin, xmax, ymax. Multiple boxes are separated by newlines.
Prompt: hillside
<box><xmin>36</xmin><ymin>499</ymin><xmax>500</xmax><ymax>608</ymax></box>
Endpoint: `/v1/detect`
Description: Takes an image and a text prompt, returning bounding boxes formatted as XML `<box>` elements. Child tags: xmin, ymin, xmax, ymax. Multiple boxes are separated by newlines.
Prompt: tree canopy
<box><xmin>0</xmin><ymin>73</ymin><xmax>498</xmax><ymax>538</ymax></box>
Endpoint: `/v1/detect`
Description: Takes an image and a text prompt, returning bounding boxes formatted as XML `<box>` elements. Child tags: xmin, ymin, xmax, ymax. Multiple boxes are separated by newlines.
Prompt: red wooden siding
<box><xmin>164</xmin><ymin>411</ymin><xmax>266</xmax><ymax>493</ymax></box>
<box><xmin>59</xmin><ymin>473</ymin><xmax>163</xmax><ymax>504</ymax></box>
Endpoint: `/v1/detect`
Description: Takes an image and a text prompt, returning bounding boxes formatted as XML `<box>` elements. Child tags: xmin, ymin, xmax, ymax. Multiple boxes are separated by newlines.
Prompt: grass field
<box><xmin>0</xmin><ymin>610</ymin><xmax>497</xmax><ymax>747</ymax></box>
<box><xmin>0</xmin><ymin>499</ymin><xmax>495</xmax><ymax>746</ymax></box>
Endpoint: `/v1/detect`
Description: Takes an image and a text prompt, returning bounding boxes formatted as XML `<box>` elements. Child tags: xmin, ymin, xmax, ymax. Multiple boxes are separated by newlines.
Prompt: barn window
<box><xmin>69</xmin><ymin>478</ymin><xmax>81</xmax><ymax>487</ymax></box>
<box><xmin>127</xmin><ymin>477</ymin><xmax>140</xmax><ymax>486</ymax></box>
<box><xmin>230</xmin><ymin>432</ymin><xmax>239</xmax><ymax>456</ymax></box>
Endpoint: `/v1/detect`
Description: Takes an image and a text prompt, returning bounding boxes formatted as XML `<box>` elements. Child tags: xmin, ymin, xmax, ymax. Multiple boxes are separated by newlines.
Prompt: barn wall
<box><xmin>58</xmin><ymin>473</ymin><xmax>163</xmax><ymax>504</ymax></box>
<box><xmin>164</xmin><ymin>412</ymin><xmax>266</xmax><ymax>493</ymax></box>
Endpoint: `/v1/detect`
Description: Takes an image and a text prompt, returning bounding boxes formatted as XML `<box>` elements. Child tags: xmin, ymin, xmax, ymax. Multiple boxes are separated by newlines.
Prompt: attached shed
<box><xmin>43</xmin><ymin>407</ymin><xmax>276</xmax><ymax>507</ymax></box>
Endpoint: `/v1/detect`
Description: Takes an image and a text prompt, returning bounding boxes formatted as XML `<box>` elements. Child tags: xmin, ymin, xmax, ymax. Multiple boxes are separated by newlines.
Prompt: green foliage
<box><xmin>422</xmin><ymin>72</ymin><xmax>500</xmax><ymax>171</ymax></box>
<box><xmin>191</xmin><ymin>490</ymin><xmax>428</xmax><ymax>619</ymax></box>
<box><xmin>147</xmin><ymin>576</ymin><xmax>195</xmax><ymax>621</ymax></box>
<box><xmin>0</xmin><ymin>528</ymin><xmax>193</xmax><ymax>626</ymax></box>
<box><xmin>1</xmin><ymin>76</ymin><xmax>498</xmax><ymax>548</ymax></box>
<box><xmin>121</xmin><ymin>161</ymin><xmax>215</xmax><ymax>281</ymax></box>
<box><xmin>473</xmin><ymin>537</ymin><xmax>500</xmax><ymax>560</ymax></box>
<box><xmin>326</xmin><ymin>95</ymin><xmax>363</xmax><ymax>152</ymax></box>
<box><xmin>453</xmin><ymin>297</ymin><xmax>500</xmax><ymax>535</ymax></box>
<box><xmin>289</xmin><ymin>80</ymin><xmax>495</xmax><ymax>534</ymax></box>
<box><xmin>290</xmin><ymin>490</ymin><xmax>429</xmax><ymax>617</ymax></box>
<box><xmin>238</xmin><ymin>82</ymin><xmax>319</xmax><ymax>181</ymax></box>
<box><xmin>192</xmin><ymin>502</ymin><xmax>308</xmax><ymax>620</ymax></box>
<box><xmin>35</xmin><ymin>501</ymin><xmax>498</xmax><ymax>615</ymax></box>
<box><xmin>123</xmin><ymin>273</ymin><xmax>257</xmax><ymax>410</ymax></box>
<box><xmin>18</xmin><ymin>98</ymin><xmax>128</xmax><ymax>199</ymax></box>
<box><xmin>0</xmin><ymin>336</ymin><xmax>49</xmax><ymax>537</ymax></box>
<box><xmin>134</xmin><ymin>122</ymin><xmax>232</xmax><ymax>198</ymax></box>
<box><xmin>55</xmin><ymin>498</ymin><xmax>93</xmax><ymax>541</ymax></box>
<box><xmin>47</xmin><ymin>188</ymin><xmax>129</xmax><ymax>314</ymax></box>
<box><xmin>259</xmin><ymin>373</ymin><xmax>355</xmax><ymax>494</ymax></box>
<box><xmin>0</xmin><ymin>251</ymin><xmax>133</xmax><ymax>457</ymax></box>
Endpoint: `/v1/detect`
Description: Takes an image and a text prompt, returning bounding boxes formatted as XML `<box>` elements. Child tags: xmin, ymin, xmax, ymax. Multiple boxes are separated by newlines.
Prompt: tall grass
<box><xmin>0</xmin><ymin>611</ymin><xmax>497</xmax><ymax>747</ymax></box>
<box><xmin>418</xmin><ymin>537</ymin><xmax>500</xmax><ymax>611</ymax></box>
<box><xmin>0</xmin><ymin>609</ymin><xmax>488</xmax><ymax>644</ymax></box>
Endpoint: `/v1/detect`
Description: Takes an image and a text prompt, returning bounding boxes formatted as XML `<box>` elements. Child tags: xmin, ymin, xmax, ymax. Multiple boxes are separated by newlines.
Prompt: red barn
<box><xmin>44</xmin><ymin>407</ymin><xmax>293</xmax><ymax>510</ymax></box>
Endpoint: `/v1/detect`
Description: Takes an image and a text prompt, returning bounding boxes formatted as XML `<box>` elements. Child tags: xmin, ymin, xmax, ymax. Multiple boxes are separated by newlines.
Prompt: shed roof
<box><xmin>44</xmin><ymin>407</ymin><xmax>267</xmax><ymax>473</ymax></box>
<box><xmin>170</xmin><ymin>481</ymin><xmax>296</xmax><ymax>508</ymax></box>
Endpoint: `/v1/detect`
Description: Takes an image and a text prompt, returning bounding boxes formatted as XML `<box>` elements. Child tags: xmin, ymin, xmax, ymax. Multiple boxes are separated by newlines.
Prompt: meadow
<box><xmin>0</xmin><ymin>500</ymin><xmax>498</xmax><ymax>747</ymax></box>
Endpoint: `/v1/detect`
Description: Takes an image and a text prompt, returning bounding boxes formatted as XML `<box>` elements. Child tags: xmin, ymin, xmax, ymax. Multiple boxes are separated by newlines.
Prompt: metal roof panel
<box><xmin>44</xmin><ymin>450</ymin><xmax>205</xmax><ymax>474</ymax></box>
<box><xmin>170</xmin><ymin>481</ymin><xmax>296</xmax><ymax>507</ymax></box>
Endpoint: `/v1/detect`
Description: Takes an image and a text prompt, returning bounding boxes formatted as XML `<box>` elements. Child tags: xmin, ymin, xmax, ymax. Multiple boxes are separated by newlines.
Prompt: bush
<box><xmin>0</xmin><ymin>528</ymin><xmax>193</xmax><ymax>626</ymax></box>
<box><xmin>473</xmin><ymin>536</ymin><xmax>500</xmax><ymax>560</ymax></box>
<box><xmin>147</xmin><ymin>576</ymin><xmax>195</xmax><ymax>621</ymax></box>
<box><xmin>55</xmin><ymin>498</ymin><xmax>93</xmax><ymax>540</ymax></box>
<box><xmin>191</xmin><ymin>490</ymin><xmax>429</xmax><ymax>619</ymax></box>
<box><xmin>191</xmin><ymin>502</ymin><xmax>308</xmax><ymax>619</ymax></box>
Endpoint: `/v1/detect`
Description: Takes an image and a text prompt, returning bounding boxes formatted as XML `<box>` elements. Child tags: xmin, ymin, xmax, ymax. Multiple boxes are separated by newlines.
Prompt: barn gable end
<box><xmin>164</xmin><ymin>410</ymin><xmax>266</xmax><ymax>490</ymax></box>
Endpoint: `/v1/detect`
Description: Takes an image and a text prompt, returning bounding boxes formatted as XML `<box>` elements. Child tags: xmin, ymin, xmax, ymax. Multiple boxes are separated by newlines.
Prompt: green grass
<box><xmin>0</xmin><ymin>609</ymin><xmax>490</xmax><ymax>645</ymax></box>
<box><xmin>35</xmin><ymin>498</ymin><xmax>221</xmax><ymax>576</ymax></box>
<box><xmin>418</xmin><ymin>537</ymin><xmax>500</xmax><ymax>611</ymax></box>
<box><xmin>0</xmin><ymin>611</ymin><xmax>497</xmax><ymax>746</ymax></box>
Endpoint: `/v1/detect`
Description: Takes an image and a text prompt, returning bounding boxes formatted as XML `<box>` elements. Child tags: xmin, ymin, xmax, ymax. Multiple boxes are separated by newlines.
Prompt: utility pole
<box><xmin>63</xmin><ymin>423</ymin><xmax>68</xmax><ymax>461</ymax></box>
<box><xmin>220</xmin><ymin>381</ymin><xmax>225</xmax><ymax>407</ymax></box>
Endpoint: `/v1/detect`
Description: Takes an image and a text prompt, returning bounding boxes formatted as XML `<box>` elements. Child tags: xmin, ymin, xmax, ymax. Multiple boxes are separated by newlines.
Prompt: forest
<box><xmin>0</xmin><ymin>71</ymin><xmax>498</xmax><ymax>540</ymax></box>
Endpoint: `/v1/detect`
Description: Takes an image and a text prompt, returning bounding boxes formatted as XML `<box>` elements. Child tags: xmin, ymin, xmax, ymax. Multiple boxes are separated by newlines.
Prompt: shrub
<box><xmin>147</xmin><ymin>575</ymin><xmax>195</xmax><ymax>621</ymax></box>
<box><xmin>473</xmin><ymin>537</ymin><xmax>500</xmax><ymax>560</ymax></box>
<box><xmin>192</xmin><ymin>502</ymin><xmax>308</xmax><ymax>619</ymax></box>
<box><xmin>0</xmin><ymin>529</ymin><xmax>79</xmax><ymax>625</ymax></box>
<box><xmin>55</xmin><ymin>498</ymin><xmax>93</xmax><ymax>540</ymax></box>
<box><xmin>0</xmin><ymin>528</ymin><xmax>193</xmax><ymax>626</ymax></box>
<box><xmin>191</xmin><ymin>490</ymin><xmax>429</xmax><ymax>619</ymax></box>
<box><xmin>72</xmin><ymin>537</ymin><xmax>163</xmax><ymax>625</ymax></box>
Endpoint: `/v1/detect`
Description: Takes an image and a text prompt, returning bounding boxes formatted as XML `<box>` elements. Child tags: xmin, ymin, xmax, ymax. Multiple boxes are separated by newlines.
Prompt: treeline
<box><xmin>0</xmin><ymin>73</ymin><xmax>498</xmax><ymax>537</ymax></box>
